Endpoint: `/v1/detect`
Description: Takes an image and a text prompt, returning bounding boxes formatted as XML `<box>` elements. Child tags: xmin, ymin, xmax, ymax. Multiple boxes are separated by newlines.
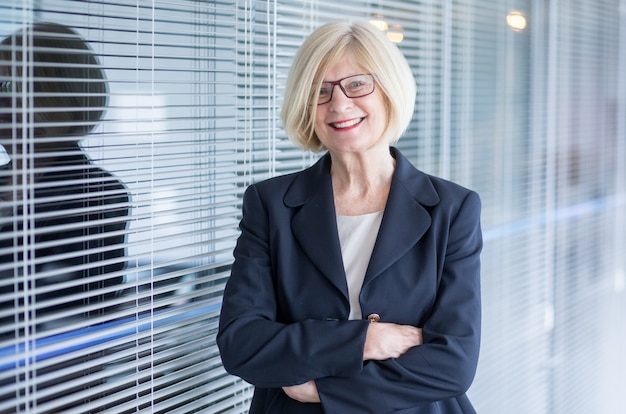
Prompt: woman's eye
<box><xmin>319</xmin><ymin>86</ymin><xmax>331</xmax><ymax>96</ymax></box>
<box><xmin>347</xmin><ymin>81</ymin><xmax>364</xmax><ymax>90</ymax></box>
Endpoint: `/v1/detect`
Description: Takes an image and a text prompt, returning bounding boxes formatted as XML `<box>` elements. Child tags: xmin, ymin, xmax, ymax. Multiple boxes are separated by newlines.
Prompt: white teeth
<box><xmin>332</xmin><ymin>118</ymin><xmax>362</xmax><ymax>128</ymax></box>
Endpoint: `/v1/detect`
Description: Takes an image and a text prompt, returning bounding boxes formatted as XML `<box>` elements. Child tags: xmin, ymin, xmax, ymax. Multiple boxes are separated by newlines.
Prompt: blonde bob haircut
<box><xmin>281</xmin><ymin>20</ymin><xmax>416</xmax><ymax>152</ymax></box>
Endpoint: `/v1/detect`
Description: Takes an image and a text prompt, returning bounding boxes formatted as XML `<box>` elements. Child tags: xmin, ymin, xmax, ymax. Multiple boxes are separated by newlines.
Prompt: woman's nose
<box><xmin>328</xmin><ymin>85</ymin><xmax>353</xmax><ymax>111</ymax></box>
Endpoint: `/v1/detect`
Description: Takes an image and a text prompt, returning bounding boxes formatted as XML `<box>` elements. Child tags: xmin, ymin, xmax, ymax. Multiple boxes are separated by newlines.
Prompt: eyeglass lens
<box><xmin>317</xmin><ymin>74</ymin><xmax>375</xmax><ymax>105</ymax></box>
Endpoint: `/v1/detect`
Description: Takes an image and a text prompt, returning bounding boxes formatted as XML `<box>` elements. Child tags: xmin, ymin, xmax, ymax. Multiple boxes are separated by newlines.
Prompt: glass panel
<box><xmin>0</xmin><ymin>0</ymin><xmax>624</xmax><ymax>413</ymax></box>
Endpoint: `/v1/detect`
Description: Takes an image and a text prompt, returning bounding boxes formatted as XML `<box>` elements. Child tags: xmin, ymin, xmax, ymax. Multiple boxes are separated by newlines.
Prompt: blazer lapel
<box><xmin>284</xmin><ymin>154</ymin><xmax>349</xmax><ymax>301</ymax></box>
<box><xmin>364</xmin><ymin>148</ymin><xmax>439</xmax><ymax>285</ymax></box>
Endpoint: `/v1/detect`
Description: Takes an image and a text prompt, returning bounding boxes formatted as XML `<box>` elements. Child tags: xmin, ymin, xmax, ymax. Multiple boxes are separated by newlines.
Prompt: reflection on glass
<box><xmin>0</xmin><ymin>23</ymin><xmax>130</xmax><ymax>334</ymax></box>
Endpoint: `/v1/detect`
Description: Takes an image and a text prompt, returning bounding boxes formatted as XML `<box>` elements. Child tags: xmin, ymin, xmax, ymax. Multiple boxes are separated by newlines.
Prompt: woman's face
<box><xmin>313</xmin><ymin>55</ymin><xmax>388</xmax><ymax>155</ymax></box>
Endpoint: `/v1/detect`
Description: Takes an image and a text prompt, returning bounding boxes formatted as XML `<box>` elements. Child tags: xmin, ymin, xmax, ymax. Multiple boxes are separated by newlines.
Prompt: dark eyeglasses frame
<box><xmin>316</xmin><ymin>73</ymin><xmax>375</xmax><ymax>105</ymax></box>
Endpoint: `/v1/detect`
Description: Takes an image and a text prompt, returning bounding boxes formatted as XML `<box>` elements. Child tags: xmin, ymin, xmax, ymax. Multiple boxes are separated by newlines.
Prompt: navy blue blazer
<box><xmin>217</xmin><ymin>147</ymin><xmax>482</xmax><ymax>414</ymax></box>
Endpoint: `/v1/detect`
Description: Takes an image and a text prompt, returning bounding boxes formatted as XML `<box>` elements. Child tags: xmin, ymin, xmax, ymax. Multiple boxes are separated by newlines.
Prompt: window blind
<box><xmin>0</xmin><ymin>0</ymin><xmax>624</xmax><ymax>413</ymax></box>
<box><xmin>0</xmin><ymin>1</ymin><xmax>248</xmax><ymax>412</ymax></box>
<box><xmin>464</xmin><ymin>1</ymin><xmax>626</xmax><ymax>413</ymax></box>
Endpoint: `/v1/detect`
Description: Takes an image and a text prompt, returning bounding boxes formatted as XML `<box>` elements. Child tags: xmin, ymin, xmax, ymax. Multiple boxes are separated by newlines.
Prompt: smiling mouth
<box><xmin>330</xmin><ymin>118</ymin><xmax>363</xmax><ymax>129</ymax></box>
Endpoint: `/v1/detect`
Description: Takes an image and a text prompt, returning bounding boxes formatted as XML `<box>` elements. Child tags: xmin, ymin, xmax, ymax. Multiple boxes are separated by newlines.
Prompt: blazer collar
<box><xmin>285</xmin><ymin>154</ymin><xmax>348</xmax><ymax>298</ymax></box>
<box><xmin>365</xmin><ymin>147</ymin><xmax>438</xmax><ymax>285</ymax></box>
<box><xmin>283</xmin><ymin>147</ymin><xmax>439</xmax><ymax>206</ymax></box>
<box><xmin>284</xmin><ymin>147</ymin><xmax>440</xmax><ymax>298</ymax></box>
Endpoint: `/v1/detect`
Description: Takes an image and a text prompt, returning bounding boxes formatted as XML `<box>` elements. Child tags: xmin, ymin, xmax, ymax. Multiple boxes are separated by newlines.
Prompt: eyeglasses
<box><xmin>316</xmin><ymin>74</ymin><xmax>375</xmax><ymax>105</ymax></box>
<box><xmin>0</xmin><ymin>81</ymin><xmax>11</xmax><ymax>94</ymax></box>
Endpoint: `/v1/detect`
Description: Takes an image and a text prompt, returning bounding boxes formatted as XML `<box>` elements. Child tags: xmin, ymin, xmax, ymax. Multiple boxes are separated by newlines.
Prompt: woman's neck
<box><xmin>330</xmin><ymin>147</ymin><xmax>395</xmax><ymax>215</ymax></box>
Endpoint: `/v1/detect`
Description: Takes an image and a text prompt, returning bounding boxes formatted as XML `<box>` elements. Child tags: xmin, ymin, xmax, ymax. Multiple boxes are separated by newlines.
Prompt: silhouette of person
<box><xmin>0</xmin><ymin>22</ymin><xmax>130</xmax><ymax>336</ymax></box>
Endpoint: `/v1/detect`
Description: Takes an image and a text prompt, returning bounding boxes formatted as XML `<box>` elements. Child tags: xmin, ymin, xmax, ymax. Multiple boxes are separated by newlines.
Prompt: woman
<box><xmin>217</xmin><ymin>20</ymin><xmax>482</xmax><ymax>413</ymax></box>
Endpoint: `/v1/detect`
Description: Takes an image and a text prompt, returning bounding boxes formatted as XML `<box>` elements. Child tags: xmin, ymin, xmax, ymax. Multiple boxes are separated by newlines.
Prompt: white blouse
<box><xmin>336</xmin><ymin>210</ymin><xmax>384</xmax><ymax>320</ymax></box>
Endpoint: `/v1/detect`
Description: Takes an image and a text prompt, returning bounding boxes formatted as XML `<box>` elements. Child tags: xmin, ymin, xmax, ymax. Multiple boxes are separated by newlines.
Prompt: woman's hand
<box><xmin>282</xmin><ymin>380</ymin><xmax>320</xmax><ymax>403</ymax></box>
<box><xmin>280</xmin><ymin>324</ymin><xmax>421</xmax><ymax>403</ymax></box>
<box><xmin>363</xmin><ymin>322</ymin><xmax>423</xmax><ymax>361</ymax></box>
<box><xmin>281</xmin><ymin>324</ymin><xmax>422</xmax><ymax>402</ymax></box>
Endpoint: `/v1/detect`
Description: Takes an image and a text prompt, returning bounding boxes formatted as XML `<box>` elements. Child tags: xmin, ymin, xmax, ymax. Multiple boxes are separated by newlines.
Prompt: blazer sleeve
<box><xmin>315</xmin><ymin>190</ymin><xmax>482</xmax><ymax>412</ymax></box>
<box><xmin>216</xmin><ymin>184</ymin><xmax>370</xmax><ymax>388</ymax></box>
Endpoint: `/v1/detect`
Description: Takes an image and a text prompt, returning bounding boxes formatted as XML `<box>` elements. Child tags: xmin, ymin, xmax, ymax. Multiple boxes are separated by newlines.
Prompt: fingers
<box><xmin>282</xmin><ymin>380</ymin><xmax>320</xmax><ymax>403</ymax></box>
<box><xmin>363</xmin><ymin>322</ymin><xmax>423</xmax><ymax>361</ymax></box>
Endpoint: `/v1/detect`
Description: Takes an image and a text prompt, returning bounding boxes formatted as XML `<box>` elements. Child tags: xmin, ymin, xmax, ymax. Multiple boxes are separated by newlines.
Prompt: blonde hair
<box><xmin>281</xmin><ymin>20</ymin><xmax>416</xmax><ymax>152</ymax></box>
<box><xmin>0</xmin><ymin>22</ymin><xmax>107</xmax><ymax>139</ymax></box>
